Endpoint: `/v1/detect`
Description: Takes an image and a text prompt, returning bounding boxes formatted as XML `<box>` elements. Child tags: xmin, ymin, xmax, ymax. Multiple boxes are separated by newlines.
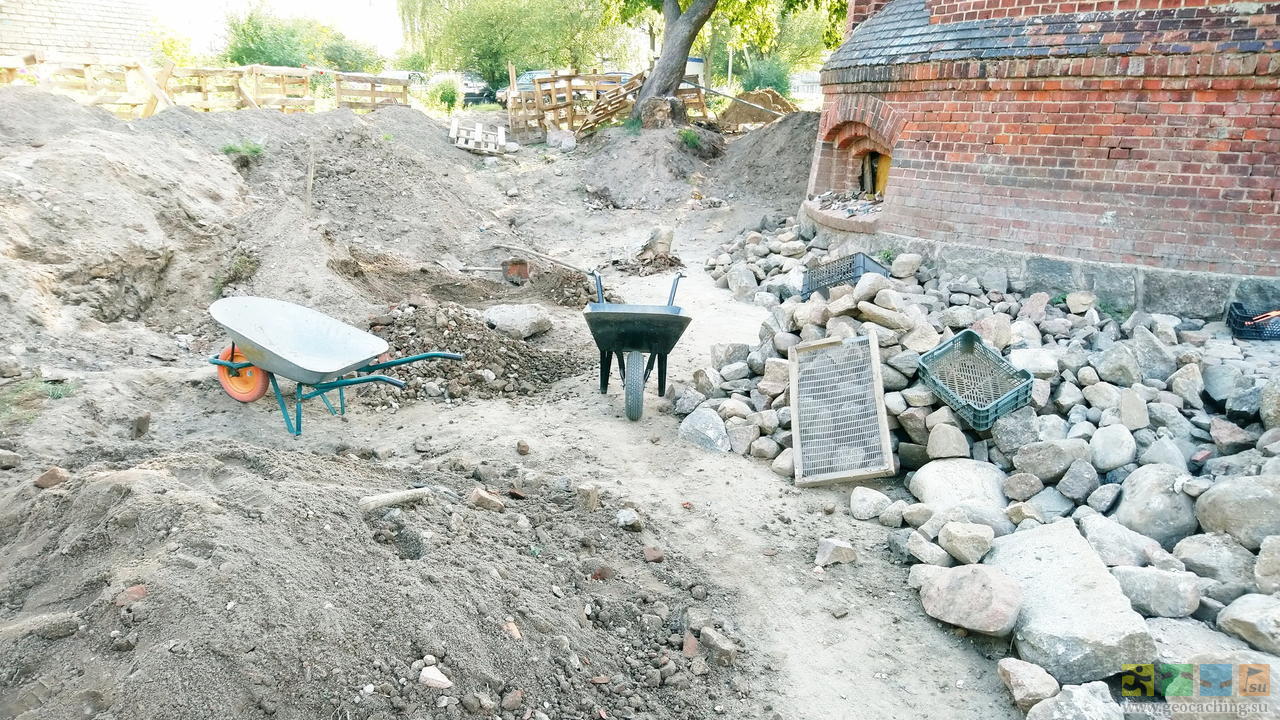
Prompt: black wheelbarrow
<box><xmin>583</xmin><ymin>272</ymin><xmax>691</xmax><ymax>421</ymax></box>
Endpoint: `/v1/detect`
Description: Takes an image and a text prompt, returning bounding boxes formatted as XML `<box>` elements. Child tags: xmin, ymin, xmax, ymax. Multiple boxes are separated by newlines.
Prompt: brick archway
<box><xmin>808</xmin><ymin>94</ymin><xmax>905</xmax><ymax>197</ymax></box>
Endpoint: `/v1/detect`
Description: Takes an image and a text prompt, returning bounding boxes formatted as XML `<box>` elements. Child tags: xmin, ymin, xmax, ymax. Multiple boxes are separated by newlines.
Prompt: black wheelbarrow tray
<box><xmin>207</xmin><ymin>296</ymin><xmax>462</xmax><ymax>435</ymax></box>
<box><xmin>583</xmin><ymin>272</ymin><xmax>691</xmax><ymax>421</ymax></box>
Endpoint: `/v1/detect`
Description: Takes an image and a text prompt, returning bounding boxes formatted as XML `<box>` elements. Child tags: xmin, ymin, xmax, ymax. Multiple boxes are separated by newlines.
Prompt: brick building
<box><xmin>808</xmin><ymin>0</ymin><xmax>1279</xmax><ymax>292</ymax></box>
<box><xmin>0</xmin><ymin>0</ymin><xmax>153</xmax><ymax>59</ymax></box>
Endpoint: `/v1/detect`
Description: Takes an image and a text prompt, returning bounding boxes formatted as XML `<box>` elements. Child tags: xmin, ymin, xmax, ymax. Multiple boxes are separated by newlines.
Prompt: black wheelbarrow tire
<box><xmin>624</xmin><ymin>351</ymin><xmax>644</xmax><ymax>421</ymax></box>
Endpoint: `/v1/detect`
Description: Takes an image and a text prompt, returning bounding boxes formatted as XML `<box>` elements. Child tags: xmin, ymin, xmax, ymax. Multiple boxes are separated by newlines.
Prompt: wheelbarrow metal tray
<box><xmin>210</xmin><ymin>297</ymin><xmax>389</xmax><ymax>385</ymax></box>
<box><xmin>584</xmin><ymin>303</ymin><xmax>691</xmax><ymax>354</ymax></box>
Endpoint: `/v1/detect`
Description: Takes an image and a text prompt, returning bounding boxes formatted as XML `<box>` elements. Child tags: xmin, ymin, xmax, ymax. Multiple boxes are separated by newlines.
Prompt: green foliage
<box><xmin>622</xmin><ymin>115</ymin><xmax>642</xmax><ymax>135</ymax></box>
<box><xmin>221</xmin><ymin>140</ymin><xmax>264</xmax><ymax>157</ymax></box>
<box><xmin>1096</xmin><ymin>299</ymin><xmax>1128</xmax><ymax>322</ymax></box>
<box><xmin>393</xmin><ymin>47</ymin><xmax>434</xmax><ymax>72</ymax></box>
<box><xmin>741</xmin><ymin>57</ymin><xmax>790</xmax><ymax>95</ymax></box>
<box><xmin>677</xmin><ymin>128</ymin><xmax>702</xmax><ymax>150</ymax></box>
<box><xmin>400</xmin><ymin>0</ymin><xmax>634</xmax><ymax>89</ymax></box>
<box><xmin>42</xmin><ymin>381</ymin><xmax>75</xmax><ymax>400</ymax></box>
<box><xmin>150</xmin><ymin>26</ymin><xmax>204</xmax><ymax>67</ymax></box>
<box><xmin>223</xmin><ymin>8</ymin><xmax>384</xmax><ymax>71</ymax></box>
<box><xmin>213</xmin><ymin>252</ymin><xmax>261</xmax><ymax>297</ymax></box>
<box><xmin>1050</xmin><ymin>292</ymin><xmax>1068</xmax><ymax>306</ymax></box>
<box><xmin>876</xmin><ymin>247</ymin><xmax>897</xmax><ymax>265</ymax></box>
<box><xmin>0</xmin><ymin>377</ymin><xmax>44</xmax><ymax>430</ymax></box>
<box><xmin>427</xmin><ymin>75</ymin><xmax>462</xmax><ymax>112</ymax></box>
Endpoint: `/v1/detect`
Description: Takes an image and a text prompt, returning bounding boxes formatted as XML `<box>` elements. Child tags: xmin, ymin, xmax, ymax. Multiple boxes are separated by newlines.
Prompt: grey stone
<box><xmin>724</xmin><ymin>418</ymin><xmax>760</xmax><ymax>454</ymax></box>
<box><xmin>1211</xmin><ymin>417</ymin><xmax>1258</xmax><ymax>455</ymax></box>
<box><xmin>890</xmin><ymin>253</ymin><xmax>922</xmax><ymax>278</ymax></box>
<box><xmin>1117</xmin><ymin>389</ymin><xmax>1149</xmax><ymax>430</ymax></box>
<box><xmin>1078</xmin><ymin>512</ymin><xmax>1176</xmax><ymax>568</ymax></box>
<box><xmin>1256</xmin><ymin>536</ymin><xmax>1280</xmax><ymax>594</ymax></box>
<box><xmin>997</xmin><ymin>657</ymin><xmax>1060</xmax><ymax>713</ymax></box>
<box><xmin>1094</xmin><ymin>344</ymin><xmax>1142</xmax><ymax>387</ymax></box>
<box><xmin>992</xmin><ymin>406</ymin><xmax>1040</xmax><ymax>455</ymax></box>
<box><xmin>1025</xmin><ymin>682</ymin><xmax>1122</xmax><ymax>720</ymax></box>
<box><xmin>985</xmin><ymin>521</ymin><xmax>1155</xmax><ymax>684</ymax></box>
<box><xmin>1083</xmin><ymin>382</ymin><xmax>1122</xmax><ymax>410</ymax></box>
<box><xmin>770</xmin><ymin>448</ymin><xmax>794</xmax><ymax>477</ymax></box>
<box><xmin>1087</xmin><ymin>483</ymin><xmax>1122</xmax><ymax>513</ymax></box>
<box><xmin>938</xmin><ymin>522</ymin><xmax>994</xmax><ymax>564</ymax></box>
<box><xmin>1262</xmin><ymin>379</ymin><xmax>1280</xmax><ymax>430</ymax></box>
<box><xmin>878</xmin><ymin>500</ymin><xmax>908</xmax><ymax>528</ymax></box>
<box><xmin>1090</xmin><ymin>424</ymin><xmax>1137</xmax><ymax>472</ymax></box>
<box><xmin>1147</xmin><ymin>617</ymin><xmax>1250</xmax><ymax>667</ymax></box>
<box><xmin>483</xmin><ymin>304</ymin><xmax>553</xmax><ymax>339</ymax></box>
<box><xmin>1217</xmin><ymin>594</ymin><xmax>1280</xmax><ymax>654</ymax></box>
<box><xmin>1111</xmin><ymin>566</ymin><xmax>1201</xmax><ymax>618</ymax></box>
<box><xmin>1009</xmin><ymin>348</ymin><xmax>1060</xmax><ymax>379</ymax></box>
<box><xmin>1203</xmin><ymin>365</ymin><xmax>1247</xmax><ymax>404</ymax></box>
<box><xmin>1028</xmin><ymin>486</ymin><xmax>1075</xmax><ymax>521</ymax></box>
<box><xmin>726</xmin><ymin>263</ymin><xmax>759</xmax><ymax>300</ymax></box>
<box><xmin>1059</xmin><ymin>459</ymin><xmax>1100</xmax><ymax>502</ymax></box>
<box><xmin>815</xmin><ymin>537</ymin><xmax>858</xmax><ymax>567</ymax></box>
<box><xmin>908</xmin><ymin>459</ymin><xmax>1007</xmax><ymax>513</ymax></box>
<box><xmin>1113</xmin><ymin>464</ymin><xmax>1198</xmax><ymax>550</ymax></box>
<box><xmin>908</xmin><ymin>531</ymin><xmax>955</xmax><ymax>566</ymax></box>
<box><xmin>1195</xmin><ymin>475</ymin><xmax>1280</xmax><ymax>550</ymax></box>
<box><xmin>902</xmin><ymin>503</ymin><xmax>934</xmax><ymax>528</ymax></box>
<box><xmin>1012</xmin><ymin>439</ymin><xmax>1091</xmax><ymax>482</ymax></box>
<box><xmin>1226</xmin><ymin>386</ymin><xmax>1262</xmax><ymax>425</ymax></box>
<box><xmin>1167</xmin><ymin>363</ymin><xmax>1205</xmax><ymax>409</ymax></box>
<box><xmin>692</xmin><ymin>367</ymin><xmax>725</xmax><ymax>398</ymax></box>
<box><xmin>1130</xmin><ymin>326</ymin><xmax>1177</xmax><ymax>381</ymax></box>
<box><xmin>919</xmin><ymin>500</ymin><xmax>1016</xmax><ymax>539</ymax></box>
<box><xmin>1004</xmin><ymin>472</ymin><xmax>1045</xmax><ymax>502</ymax></box>
<box><xmin>0</xmin><ymin>450</ymin><xmax>19</xmax><ymax>470</ymax></box>
<box><xmin>926</xmin><ymin>424</ymin><xmax>969</xmax><ymax>459</ymax></box>
<box><xmin>1173</xmin><ymin>533</ymin><xmax>1257</xmax><ymax>589</ymax></box>
<box><xmin>849</xmin><ymin>487</ymin><xmax>892</xmax><ymax>521</ymax></box>
<box><xmin>1139</xmin><ymin>436</ymin><xmax>1188</xmax><ymax>471</ymax></box>
<box><xmin>1181</xmin><ymin>648</ymin><xmax>1280</xmax><ymax>718</ymax></box>
<box><xmin>919</xmin><ymin>564</ymin><xmax>1021</xmax><ymax>635</ymax></box>
<box><xmin>678</xmin><ymin>408</ymin><xmax>731</xmax><ymax>453</ymax></box>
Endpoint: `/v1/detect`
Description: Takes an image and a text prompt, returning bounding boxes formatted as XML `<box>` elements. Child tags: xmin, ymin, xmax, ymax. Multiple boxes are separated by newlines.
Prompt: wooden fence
<box><xmin>0</xmin><ymin>53</ymin><xmax>411</xmax><ymax>119</ymax></box>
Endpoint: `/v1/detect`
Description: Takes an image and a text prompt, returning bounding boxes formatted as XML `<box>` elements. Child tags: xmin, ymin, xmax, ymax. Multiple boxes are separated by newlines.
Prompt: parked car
<box><xmin>460</xmin><ymin>72</ymin><xmax>494</xmax><ymax>105</ymax></box>
<box><xmin>496</xmin><ymin>70</ymin><xmax>551</xmax><ymax>106</ymax></box>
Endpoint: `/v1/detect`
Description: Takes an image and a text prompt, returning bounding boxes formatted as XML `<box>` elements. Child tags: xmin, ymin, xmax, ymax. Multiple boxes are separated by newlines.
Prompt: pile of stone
<box><xmin>703</xmin><ymin>216</ymin><xmax>827</xmax><ymax>304</ymax></box>
<box><xmin>812</xmin><ymin>190</ymin><xmax>884</xmax><ymax>219</ymax></box>
<box><xmin>367</xmin><ymin>297</ymin><xmax>586</xmax><ymax>404</ymax></box>
<box><xmin>674</xmin><ymin>239</ymin><xmax>1280</xmax><ymax>716</ymax></box>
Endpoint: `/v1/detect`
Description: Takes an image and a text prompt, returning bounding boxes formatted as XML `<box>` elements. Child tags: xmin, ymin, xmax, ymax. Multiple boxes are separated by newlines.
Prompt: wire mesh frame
<box><xmin>789</xmin><ymin>335</ymin><xmax>895</xmax><ymax>487</ymax></box>
<box><xmin>800</xmin><ymin>252</ymin><xmax>889</xmax><ymax>301</ymax></box>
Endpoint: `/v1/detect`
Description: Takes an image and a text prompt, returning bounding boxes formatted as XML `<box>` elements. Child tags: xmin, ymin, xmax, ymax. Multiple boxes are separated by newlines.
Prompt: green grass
<box><xmin>0</xmin><ymin>377</ymin><xmax>74</xmax><ymax>431</ymax></box>
<box><xmin>468</xmin><ymin>102</ymin><xmax>502</xmax><ymax>112</ymax></box>
<box><xmin>221</xmin><ymin>140</ymin><xmax>264</xmax><ymax>157</ymax></box>
<box><xmin>876</xmin><ymin>247</ymin><xmax>897</xmax><ymax>266</ymax></box>
<box><xmin>1051</xmin><ymin>292</ymin><xmax>1068</xmax><ymax>306</ymax></box>
<box><xmin>677</xmin><ymin>128</ymin><xmax>702</xmax><ymax>150</ymax></box>
<box><xmin>622</xmin><ymin>115</ymin><xmax>642</xmax><ymax>135</ymax></box>
<box><xmin>381</xmin><ymin>132</ymin><xmax>394</xmax><ymax>141</ymax></box>
<box><xmin>213</xmin><ymin>252</ymin><xmax>261</xmax><ymax>297</ymax></box>
<box><xmin>1096</xmin><ymin>299</ymin><xmax>1128</xmax><ymax>322</ymax></box>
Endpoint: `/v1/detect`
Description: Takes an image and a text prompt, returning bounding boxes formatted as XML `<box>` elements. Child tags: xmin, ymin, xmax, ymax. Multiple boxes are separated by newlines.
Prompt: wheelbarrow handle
<box><xmin>667</xmin><ymin>271</ymin><xmax>685</xmax><ymax>306</ymax></box>
<box><xmin>358</xmin><ymin>351</ymin><xmax>464</xmax><ymax>373</ymax></box>
<box><xmin>592</xmin><ymin>271</ymin><xmax>605</xmax><ymax>304</ymax></box>
<box><xmin>308</xmin><ymin>374</ymin><xmax>405</xmax><ymax>395</ymax></box>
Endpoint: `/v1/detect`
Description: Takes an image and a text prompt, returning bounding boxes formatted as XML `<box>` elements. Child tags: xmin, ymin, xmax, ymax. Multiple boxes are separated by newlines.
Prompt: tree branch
<box><xmin>662</xmin><ymin>0</ymin><xmax>681</xmax><ymax>27</ymax></box>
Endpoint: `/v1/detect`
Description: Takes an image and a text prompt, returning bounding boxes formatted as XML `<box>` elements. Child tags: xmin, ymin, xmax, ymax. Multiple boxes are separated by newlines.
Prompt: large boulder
<box><xmin>1012</xmin><ymin>439</ymin><xmax>1091</xmax><ymax>483</ymax></box>
<box><xmin>918</xmin><ymin>565</ymin><xmax>1022</xmax><ymax>636</ymax></box>
<box><xmin>1090</xmin><ymin>425</ymin><xmax>1137</xmax><ymax>472</ymax></box>
<box><xmin>1078</xmin><ymin>512</ymin><xmax>1176</xmax><ymax>568</ymax></box>
<box><xmin>1147</xmin><ymin>617</ymin><xmax>1250</xmax><ymax>667</ymax></box>
<box><xmin>907</xmin><ymin>459</ymin><xmax>1007</xmax><ymax>513</ymax></box>
<box><xmin>678</xmin><ymin>408</ymin><xmax>730</xmax><ymax>452</ymax></box>
<box><xmin>1110</xmin><ymin>566</ymin><xmax>1201</xmax><ymax>618</ymax></box>
<box><xmin>984</xmin><ymin>521</ymin><xmax>1155</xmax><ymax>684</ymax></box>
<box><xmin>482</xmin><ymin>304</ymin><xmax>553</xmax><ymax>339</ymax></box>
<box><xmin>1217</xmin><ymin>594</ymin><xmax>1280</xmax><ymax>654</ymax></box>
<box><xmin>1112</xmin><ymin>464</ymin><xmax>1199</xmax><ymax>550</ymax></box>
<box><xmin>1172</xmin><ymin>533</ymin><xmax>1257</xmax><ymax>589</ymax></box>
<box><xmin>1194</xmin><ymin>474</ymin><xmax>1280</xmax><ymax>551</ymax></box>
<box><xmin>1025</xmin><ymin>682</ymin><xmax>1122</xmax><ymax>720</ymax></box>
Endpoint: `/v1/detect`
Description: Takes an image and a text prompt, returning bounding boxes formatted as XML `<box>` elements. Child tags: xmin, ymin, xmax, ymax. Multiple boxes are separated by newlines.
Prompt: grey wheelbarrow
<box><xmin>207</xmin><ymin>296</ymin><xmax>462</xmax><ymax>435</ymax></box>
<box><xmin>582</xmin><ymin>272</ymin><xmax>691</xmax><ymax>421</ymax></box>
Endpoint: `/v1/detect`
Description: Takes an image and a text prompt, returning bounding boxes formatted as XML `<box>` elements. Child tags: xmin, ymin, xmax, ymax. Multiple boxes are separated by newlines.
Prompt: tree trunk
<box><xmin>631</xmin><ymin>0</ymin><xmax>719</xmax><ymax>118</ymax></box>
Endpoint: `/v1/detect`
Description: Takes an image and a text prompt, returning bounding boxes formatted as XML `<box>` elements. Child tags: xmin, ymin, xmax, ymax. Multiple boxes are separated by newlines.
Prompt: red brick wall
<box><xmin>848</xmin><ymin>0</ymin><xmax>891</xmax><ymax>28</ymax></box>
<box><xmin>816</xmin><ymin>1</ymin><xmax>1280</xmax><ymax>277</ymax></box>
<box><xmin>927</xmin><ymin>0</ymin><xmax>1239</xmax><ymax>24</ymax></box>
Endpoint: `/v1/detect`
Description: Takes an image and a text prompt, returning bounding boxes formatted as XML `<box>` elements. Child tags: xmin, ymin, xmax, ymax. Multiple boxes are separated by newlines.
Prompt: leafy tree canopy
<box><xmin>223</xmin><ymin>8</ymin><xmax>385</xmax><ymax>73</ymax></box>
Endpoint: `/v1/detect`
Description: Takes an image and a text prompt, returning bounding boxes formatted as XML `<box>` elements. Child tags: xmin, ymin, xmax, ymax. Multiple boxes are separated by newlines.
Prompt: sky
<box><xmin>148</xmin><ymin>0</ymin><xmax>405</xmax><ymax>55</ymax></box>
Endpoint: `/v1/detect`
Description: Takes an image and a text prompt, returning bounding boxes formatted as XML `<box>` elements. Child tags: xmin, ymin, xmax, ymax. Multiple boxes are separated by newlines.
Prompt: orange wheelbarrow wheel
<box><xmin>216</xmin><ymin>346</ymin><xmax>270</xmax><ymax>403</ymax></box>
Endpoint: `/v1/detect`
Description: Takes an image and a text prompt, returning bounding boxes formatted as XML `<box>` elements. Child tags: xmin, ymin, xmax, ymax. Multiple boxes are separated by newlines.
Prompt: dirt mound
<box><xmin>712</xmin><ymin>111</ymin><xmax>818</xmax><ymax>209</ymax></box>
<box><xmin>0</xmin><ymin>87</ymin><xmax>118</xmax><ymax>155</ymax></box>
<box><xmin>0</xmin><ymin>445</ymin><xmax>757</xmax><ymax>719</ymax></box>
<box><xmin>367</xmin><ymin>297</ymin><xmax>588</xmax><ymax>403</ymax></box>
<box><xmin>577</xmin><ymin>127</ymin><xmax>711</xmax><ymax>209</ymax></box>
<box><xmin>717</xmin><ymin>89</ymin><xmax>798</xmax><ymax>130</ymax></box>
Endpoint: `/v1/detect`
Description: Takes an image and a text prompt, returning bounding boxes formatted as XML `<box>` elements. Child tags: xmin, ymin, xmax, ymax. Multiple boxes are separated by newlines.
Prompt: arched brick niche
<box><xmin>807</xmin><ymin>94</ymin><xmax>905</xmax><ymax>231</ymax></box>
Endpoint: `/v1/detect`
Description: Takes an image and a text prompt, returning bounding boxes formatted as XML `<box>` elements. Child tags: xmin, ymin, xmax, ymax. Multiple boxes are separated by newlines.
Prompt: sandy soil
<box><xmin>0</xmin><ymin>91</ymin><xmax>1019</xmax><ymax>720</ymax></box>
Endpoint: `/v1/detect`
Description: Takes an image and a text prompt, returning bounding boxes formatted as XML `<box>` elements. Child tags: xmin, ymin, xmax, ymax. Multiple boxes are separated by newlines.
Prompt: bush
<box><xmin>427</xmin><ymin>76</ymin><xmax>462</xmax><ymax>112</ymax></box>
<box><xmin>741</xmin><ymin>57</ymin><xmax>791</xmax><ymax>97</ymax></box>
<box><xmin>677</xmin><ymin>128</ymin><xmax>702</xmax><ymax>150</ymax></box>
<box><xmin>223</xmin><ymin>10</ymin><xmax>308</xmax><ymax>67</ymax></box>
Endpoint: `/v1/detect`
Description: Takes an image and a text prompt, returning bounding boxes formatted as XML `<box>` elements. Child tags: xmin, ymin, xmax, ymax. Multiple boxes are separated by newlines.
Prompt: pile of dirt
<box><xmin>367</xmin><ymin>297</ymin><xmax>588</xmax><ymax>402</ymax></box>
<box><xmin>577</xmin><ymin>128</ymin><xmax>712</xmax><ymax>209</ymax></box>
<box><xmin>0</xmin><ymin>444</ymin><xmax>762</xmax><ymax>719</ymax></box>
<box><xmin>717</xmin><ymin>89</ymin><xmax>799</xmax><ymax>131</ymax></box>
<box><xmin>712</xmin><ymin>111</ymin><xmax>818</xmax><ymax>208</ymax></box>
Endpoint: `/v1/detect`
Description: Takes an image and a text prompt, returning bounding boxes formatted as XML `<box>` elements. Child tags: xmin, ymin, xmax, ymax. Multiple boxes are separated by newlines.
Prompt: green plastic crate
<box><xmin>918</xmin><ymin>329</ymin><xmax>1032</xmax><ymax>431</ymax></box>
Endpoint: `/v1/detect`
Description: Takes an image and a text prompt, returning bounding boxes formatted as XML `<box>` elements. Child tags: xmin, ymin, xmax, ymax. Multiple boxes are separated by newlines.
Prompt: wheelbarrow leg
<box><xmin>657</xmin><ymin>355</ymin><xmax>668</xmax><ymax>397</ymax></box>
<box><xmin>268</xmin><ymin>373</ymin><xmax>301</xmax><ymax>436</ymax></box>
<box><xmin>599</xmin><ymin>350</ymin><xmax>611</xmax><ymax>393</ymax></box>
<box><xmin>615</xmin><ymin>352</ymin><xmax>626</xmax><ymax>380</ymax></box>
<box><xmin>643</xmin><ymin>352</ymin><xmax>658</xmax><ymax>382</ymax></box>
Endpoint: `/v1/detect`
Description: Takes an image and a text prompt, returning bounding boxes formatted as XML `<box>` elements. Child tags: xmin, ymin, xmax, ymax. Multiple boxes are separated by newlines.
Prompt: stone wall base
<box><xmin>800</xmin><ymin>203</ymin><xmax>1280</xmax><ymax>321</ymax></box>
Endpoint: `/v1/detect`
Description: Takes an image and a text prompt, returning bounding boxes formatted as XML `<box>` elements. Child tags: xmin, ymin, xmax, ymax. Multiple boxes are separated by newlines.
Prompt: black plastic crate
<box><xmin>1227</xmin><ymin>302</ymin><xmax>1280</xmax><ymax>341</ymax></box>
<box><xmin>800</xmin><ymin>252</ymin><xmax>889</xmax><ymax>301</ymax></box>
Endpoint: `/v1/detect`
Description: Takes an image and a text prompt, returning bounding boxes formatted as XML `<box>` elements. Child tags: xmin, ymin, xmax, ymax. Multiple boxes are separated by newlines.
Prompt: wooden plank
<box><xmin>141</xmin><ymin>61</ymin><xmax>175</xmax><ymax>117</ymax></box>
<box><xmin>134</xmin><ymin>62</ymin><xmax>174</xmax><ymax>117</ymax></box>
<box><xmin>237</xmin><ymin>77</ymin><xmax>259</xmax><ymax>109</ymax></box>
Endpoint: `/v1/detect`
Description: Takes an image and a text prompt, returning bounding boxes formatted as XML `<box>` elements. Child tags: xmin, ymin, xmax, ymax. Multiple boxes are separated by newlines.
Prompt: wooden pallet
<box><xmin>449</xmin><ymin>118</ymin><xmax>508</xmax><ymax>155</ymax></box>
<box><xmin>334</xmin><ymin>71</ymin><xmax>409</xmax><ymax>111</ymax></box>
<box><xmin>575</xmin><ymin>72</ymin><xmax>646</xmax><ymax>137</ymax></box>
<box><xmin>0</xmin><ymin>52</ymin><xmax>40</xmax><ymax>85</ymax></box>
<box><xmin>38</xmin><ymin>57</ymin><xmax>172</xmax><ymax>118</ymax></box>
<box><xmin>676</xmin><ymin>75</ymin><xmax>708</xmax><ymax>121</ymax></box>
